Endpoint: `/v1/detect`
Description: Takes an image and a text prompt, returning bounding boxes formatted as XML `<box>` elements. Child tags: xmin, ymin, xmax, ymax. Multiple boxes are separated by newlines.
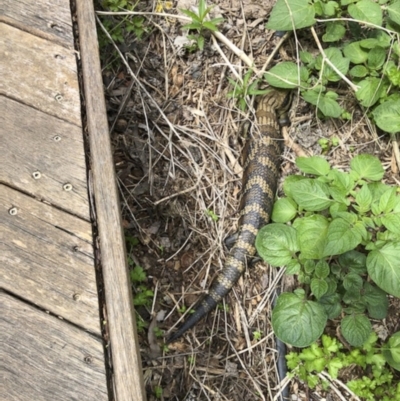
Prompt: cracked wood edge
<box><xmin>75</xmin><ymin>1</ymin><xmax>147</xmax><ymax>401</ymax></box>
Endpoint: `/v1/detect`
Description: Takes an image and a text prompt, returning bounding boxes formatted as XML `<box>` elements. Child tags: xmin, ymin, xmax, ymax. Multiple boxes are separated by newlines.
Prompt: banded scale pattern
<box><xmin>168</xmin><ymin>90</ymin><xmax>291</xmax><ymax>343</ymax></box>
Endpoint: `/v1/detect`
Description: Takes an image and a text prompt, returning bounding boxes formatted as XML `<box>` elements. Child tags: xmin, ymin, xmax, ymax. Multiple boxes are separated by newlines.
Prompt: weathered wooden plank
<box><xmin>1</xmin><ymin>292</ymin><xmax>108</xmax><ymax>401</ymax></box>
<box><xmin>0</xmin><ymin>23</ymin><xmax>81</xmax><ymax>126</ymax></box>
<box><xmin>0</xmin><ymin>185</ymin><xmax>101</xmax><ymax>335</ymax></box>
<box><xmin>0</xmin><ymin>96</ymin><xmax>89</xmax><ymax>220</ymax></box>
<box><xmin>0</xmin><ymin>0</ymin><xmax>74</xmax><ymax>48</ymax></box>
<box><xmin>76</xmin><ymin>1</ymin><xmax>147</xmax><ymax>400</ymax></box>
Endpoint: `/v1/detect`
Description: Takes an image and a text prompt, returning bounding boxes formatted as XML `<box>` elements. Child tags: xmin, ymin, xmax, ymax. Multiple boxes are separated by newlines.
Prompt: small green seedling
<box><xmin>180</xmin><ymin>0</ymin><xmax>224</xmax><ymax>51</ymax></box>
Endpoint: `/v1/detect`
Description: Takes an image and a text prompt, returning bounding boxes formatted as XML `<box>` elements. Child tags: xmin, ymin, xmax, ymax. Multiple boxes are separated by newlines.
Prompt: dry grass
<box><xmin>95</xmin><ymin>1</ymin><xmax>398</xmax><ymax>400</ymax></box>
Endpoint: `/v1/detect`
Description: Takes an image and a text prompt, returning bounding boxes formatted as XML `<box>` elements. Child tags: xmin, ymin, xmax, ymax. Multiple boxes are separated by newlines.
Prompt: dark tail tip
<box><xmin>166</xmin><ymin>296</ymin><xmax>217</xmax><ymax>343</ymax></box>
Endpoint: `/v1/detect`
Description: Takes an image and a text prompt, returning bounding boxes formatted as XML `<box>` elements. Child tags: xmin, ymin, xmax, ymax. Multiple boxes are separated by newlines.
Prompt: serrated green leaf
<box><xmin>286</xmin><ymin>259</ymin><xmax>301</xmax><ymax>274</ymax></box>
<box><xmin>283</xmin><ymin>175</ymin><xmax>308</xmax><ymax>198</ymax></box>
<box><xmin>315</xmin><ymin>48</ymin><xmax>350</xmax><ymax>82</ymax></box>
<box><xmin>343</xmin><ymin>41</ymin><xmax>369</xmax><ymax>64</ymax></box>
<box><xmin>339</xmin><ymin>250</ymin><xmax>367</xmax><ymax>273</ymax></box>
<box><xmin>367</xmin><ymin>242</ymin><xmax>400</xmax><ymax>297</ymax></box>
<box><xmin>323</xmin><ymin>22</ymin><xmax>346</xmax><ymax>42</ymax></box>
<box><xmin>388</xmin><ymin>0</ymin><xmax>400</xmax><ymax>25</ymax></box>
<box><xmin>378</xmin><ymin>187</ymin><xmax>397</xmax><ymax>213</ymax></box>
<box><xmin>319</xmin><ymin>293</ymin><xmax>342</xmax><ymax>319</ymax></box>
<box><xmin>355</xmin><ymin>184</ymin><xmax>373</xmax><ymax>213</ymax></box>
<box><xmin>294</xmin><ymin>215</ymin><xmax>329</xmax><ymax>259</ymax></box>
<box><xmin>363</xmin><ymin>282</ymin><xmax>388</xmax><ymax>319</ymax></box>
<box><xmin>266</xmin><ymin>0</ymin><xmax>316</xmax><ymax>30</ymax></box>
<box><xmin>304</xmin><ymin>259</ymin><xmax>316</xmax><ymax>274</ymax></box>
<box><xmin>355</xmin><ymin>77</ymin><xmax>385</xmax><ymax>108</ymax></box>
<box><xmin>315</xmin><ymin>260</ymin><xmax>330</xmax><ymax>278</ymax></box>
<box><xmin>367</xmin><ymin>46</ymin><xmax>386</xmax><ymax>70</ymax></box>
<box><xmin>272</xmin><ymin>197</ymin><xmax>298</xmax><ymax>223</ymax></box>
<box><xmin>256</xmin><ymin>224</ymin><xmax>299</xmax><ymax>266</ymax></box>
<box><xmin>350</xmin><ymin>154</ymin><xmax>384</xmax><ymax>181</ymax></box>
<box><xmin>348</xmin><ymin>0</ymin><xmax>383</xmax><ymax>25</ymax></box>
<box><xmin>302</xmin><ymin>90</ymin><xmax>343</xmax><ymax>117</ymax></box>
<box><xmin>341</xmin><ymin>314</ymin><xmax>372</xmax><ymax>347</ymax></box>
<box><xmin>272</xmin><ymin>292</ymin><xmax>327</xmax><ymax>347</ymax></box>
<box><xmin>349</xmin><ymin>65</ymin><xmax>368</xmax><ymax>78</ymax></box>
<box><xmin>323</xmin><ymin>218</ymin><xmax>363</xmax><ymax>256</ymax></box>
<box><xmin>291</xmin><ymin>179</ymin><xmax>333</xmax><ymax>211</ymax></box>
<box><xmin>311</xmin><ymin>277</ymin><xmax>329</xmax><ymax>299</ymax></box>
<box><xmin>264</xmin><ymin>61</ymin><xmax>309</xmax><ymax>88</ymax></box>
<box><xmin>343</xmin><ymin>272</ymin><xmax>363</xmax><ymax>291</ymax></box>
<box><xmin>296</xmin><ymin>156</ymin><xmax>331</xmax><ymax>176</ymax></box>
<box><xmin>372</xmin><ymin>99</ymin><xmax>400</xmax><ymax>134</ymax></box>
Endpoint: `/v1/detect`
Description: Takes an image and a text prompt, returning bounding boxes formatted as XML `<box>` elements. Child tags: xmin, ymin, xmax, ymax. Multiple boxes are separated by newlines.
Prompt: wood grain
<box><xmin>0</xmin><ymin>96</ymin><xmax>89</xmax><ymax>220</ymax></box>
<box><xmin>76</xmin><ymin>1</ymin><xmax>147</xmax><ymax>400</ymax></box>
<box><xmin>0</xmin><ymin>23</ymin><xmax>81</xmax><ymax>126</ymax></box>
<box><xmin>0</xmin><ymin>185</ymin><xmax>101</xmax><ymax>335</ymax></box>
<box><xmin>1</xmin><ymin>292</ymin><xmax>108</xmax><ymax>401</ymax></box>
<box><xmin>0</xmin><ymin>0</ymin><xmax>74</xmax><ymax>48</ymax></box>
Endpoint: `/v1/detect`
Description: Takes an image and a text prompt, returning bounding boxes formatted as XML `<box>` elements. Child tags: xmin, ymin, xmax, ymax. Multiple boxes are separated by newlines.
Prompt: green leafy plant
<box><xmin>287</xmin><ymin>333</ymin><xmax>400</xmax><ymax>400</ymax></box>
<box><xmin>227</xmin><ymin>69</ymin><xmax>269</xmax><ymax>111</ymax></box>
<box><xmin>318</xmin><ymin>136</ymin><xmax>340</xmax><ymax>152</ymax></box>
<box><xmin>255</xmin><ymin>154</ymin><xmax>400</xmax><ymax>347</ymax></box>
<box><xmin>205</xmin><ymin>208</ymin><xmax>219</xmax><ymax>222</ymax></box>
<box><xmin>97</xmin><ymin>0</ymin><xmax>149</xmax><ymax>64</ymax></box>
<box><xmin>130</xmin><ymin>265</ymin><xmax>154</xmax><ymax>307</ymax></box>
<box><xmin>154</xmin><ymin>385</ymin><xmax>163</xmax><ymax>399</ymax></box>
<box><xmin>180</xmin><ymin>0</ymin><xmax>224</xmax><ymax>51</ymax></box>
<box><xmin>264</xmin><ymin>0</ymin><xmax>400</xmax><ymax>134</ymax></box>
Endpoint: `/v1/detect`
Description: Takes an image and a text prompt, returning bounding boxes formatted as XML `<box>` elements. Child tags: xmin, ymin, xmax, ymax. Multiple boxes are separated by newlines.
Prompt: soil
<box><xmin>96</xmin><ymin>1</ymin><xmax>399</xmax><ymax>400</ymax></box>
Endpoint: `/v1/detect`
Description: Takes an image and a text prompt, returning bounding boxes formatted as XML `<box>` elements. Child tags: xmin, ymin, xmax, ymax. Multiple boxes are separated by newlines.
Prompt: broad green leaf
<box><xmin>348</xmin><ymin>0</ymin><xmax>383</xmax><ymax>25</ymax></box>
<box><xmin>294</xmin><ymin>215</ymin><xmax>329</xmax><ymax>259</ymax></box>
<box><xmin>272</xmin><ymin>197</ymin><xmax>298</xmax><ymax>223</ymax></box>
<box><xmin>311</xmin><ymin>277</ymin><xmax>329</xmax><ymax>299</ymax></box>
<box><xmin>372</xmin><ymin>99</ymin><xmax>400</xmax><ymax>134</ymax></box>
<box><xmin>388</xmin><ymin>0</ymin><xmax>400</xmax><ymax>25</ymax></box>
<box><xmin>323</xmin><ymin>218</ymin><xmax>363</xmax><ymax>256</ymax></box>
<box><xmin>315</xmin><ymin>260</ymin><xmax>330</xmax><ymax>278</ymax></box>
<box><xmin>355</xmin><ymin>184</ymin><xmax>373</xmax><ymax>213</ymax></box>
<box><xmin>322</xmin><ymin>21</ymin><xmax>346</xmax><ymax>42</ymax></box>
<box><xmin>343</xmin><ymin>41</ymin><xmax>368</xmax><ymax>64</ymax></box>
<box><xmin>350</xmin><ymin>154</ymin><xmax>384</xmax><ymax>181</ymax></box>
<box><xmin>286</xmin><ymin>259</ymin><xmax>301</xmax><ymax>274</ymax></box>
<box><xmin>383</xmin><ymin>332</ymin><xmax>400</xmax><ymax>371</ymax></box>
<box><xmin>302</xmin><ymin>90</ymin><xmax>343</xmax><ymax>117</ymax></box>
<box><xmin>355</xmin><ymin>77</ymin><xmax>385</xmax><ymax>107</ymax></box>
<box><xmin>328</xmin><ymin>169</ymin><xmax>354</xmax><ymax>193</ymax></box>
<box><xmin>341</xmin><ymin>314</ymin><xmax>372</xmax><ymax>347</ymax></box>
<box><xmin>291</xmin><ymin>179</ymin><xmax>333</xmax><ymax>211</ymax></box>
<box><xmin>272</xmin><ymin>292</ymin><xmax>327</xmax><ymax>347</ymax></box>
<box><xmin>338</xmin><ymin>250</ymin><xmax>367</xmax><ymax>273</ymax></box>
<box><xmin>316</xmin><ymin>48</ymin><xmax>350</xmax><ymax>82</ymax></box>
<box><xmin>329</xmin><ymin>187</ymin><xmax>349</xmax><ymax>205</ymax></box>
<box><xmin>363</xmin><ymin>282</ymin><xmax>388</xmax><ymax>319</ymax></box>
<box><xmin>319</xmin><ymin>294</ymin><xmax>342</xmax><ymax>319</ymax></box>
<box><xmin>349</xmin><ymin>65</ymin><xmax>368</xmax><ymax>78</ymax></box>
<box><xmin>321</xmin><ymin>0</ymin><xmax>339</xmax><ymax>16</ymax></box>
<box><xmin>343</xmin><ymin>272</ymin><xmax>363</xmax><ymax>291</ymax></box>
<box><xmin>367</xmin><ymin>47</ymin><xmax>386</xmax><ymax>70</ymax></box>
<box><xmin>296</xmin><ymin>156</ymin><xmax>330</xmax><ymax>176</ymax></box>
<box><xmin>264</xmin><ymin>61</ymin><xmax>308</xmax><ymax>88</ymax></box>
<box><xmin>283</xmin><ymin>175</ymin><xmax>307</xmax><ymax>198</ymax></box>
<box><xmin>256</xmin><ymin>224</ymin><xmax>299</xmax><ymax>266</ymax></box>
<box><xmin>266</xmin><ymin>0</ymin><xmax>316</xmax><ymax>30</ymax></box>
<box><xmin>378</xmin><ymin>187</ymin><xmax>398</xmax><ymax>213</ymax></box>
<box><xmin>367</xmin><ymin>242</ymin><xmax>400</xmax><ymax>297</ymax></box>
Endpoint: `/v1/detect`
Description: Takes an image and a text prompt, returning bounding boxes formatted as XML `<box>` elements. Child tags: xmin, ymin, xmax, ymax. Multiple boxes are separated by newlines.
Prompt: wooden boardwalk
<box><xmin>1</xmin><ymin>2</ymin><xmax>146</xmax><ymax>400</ymax></box>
